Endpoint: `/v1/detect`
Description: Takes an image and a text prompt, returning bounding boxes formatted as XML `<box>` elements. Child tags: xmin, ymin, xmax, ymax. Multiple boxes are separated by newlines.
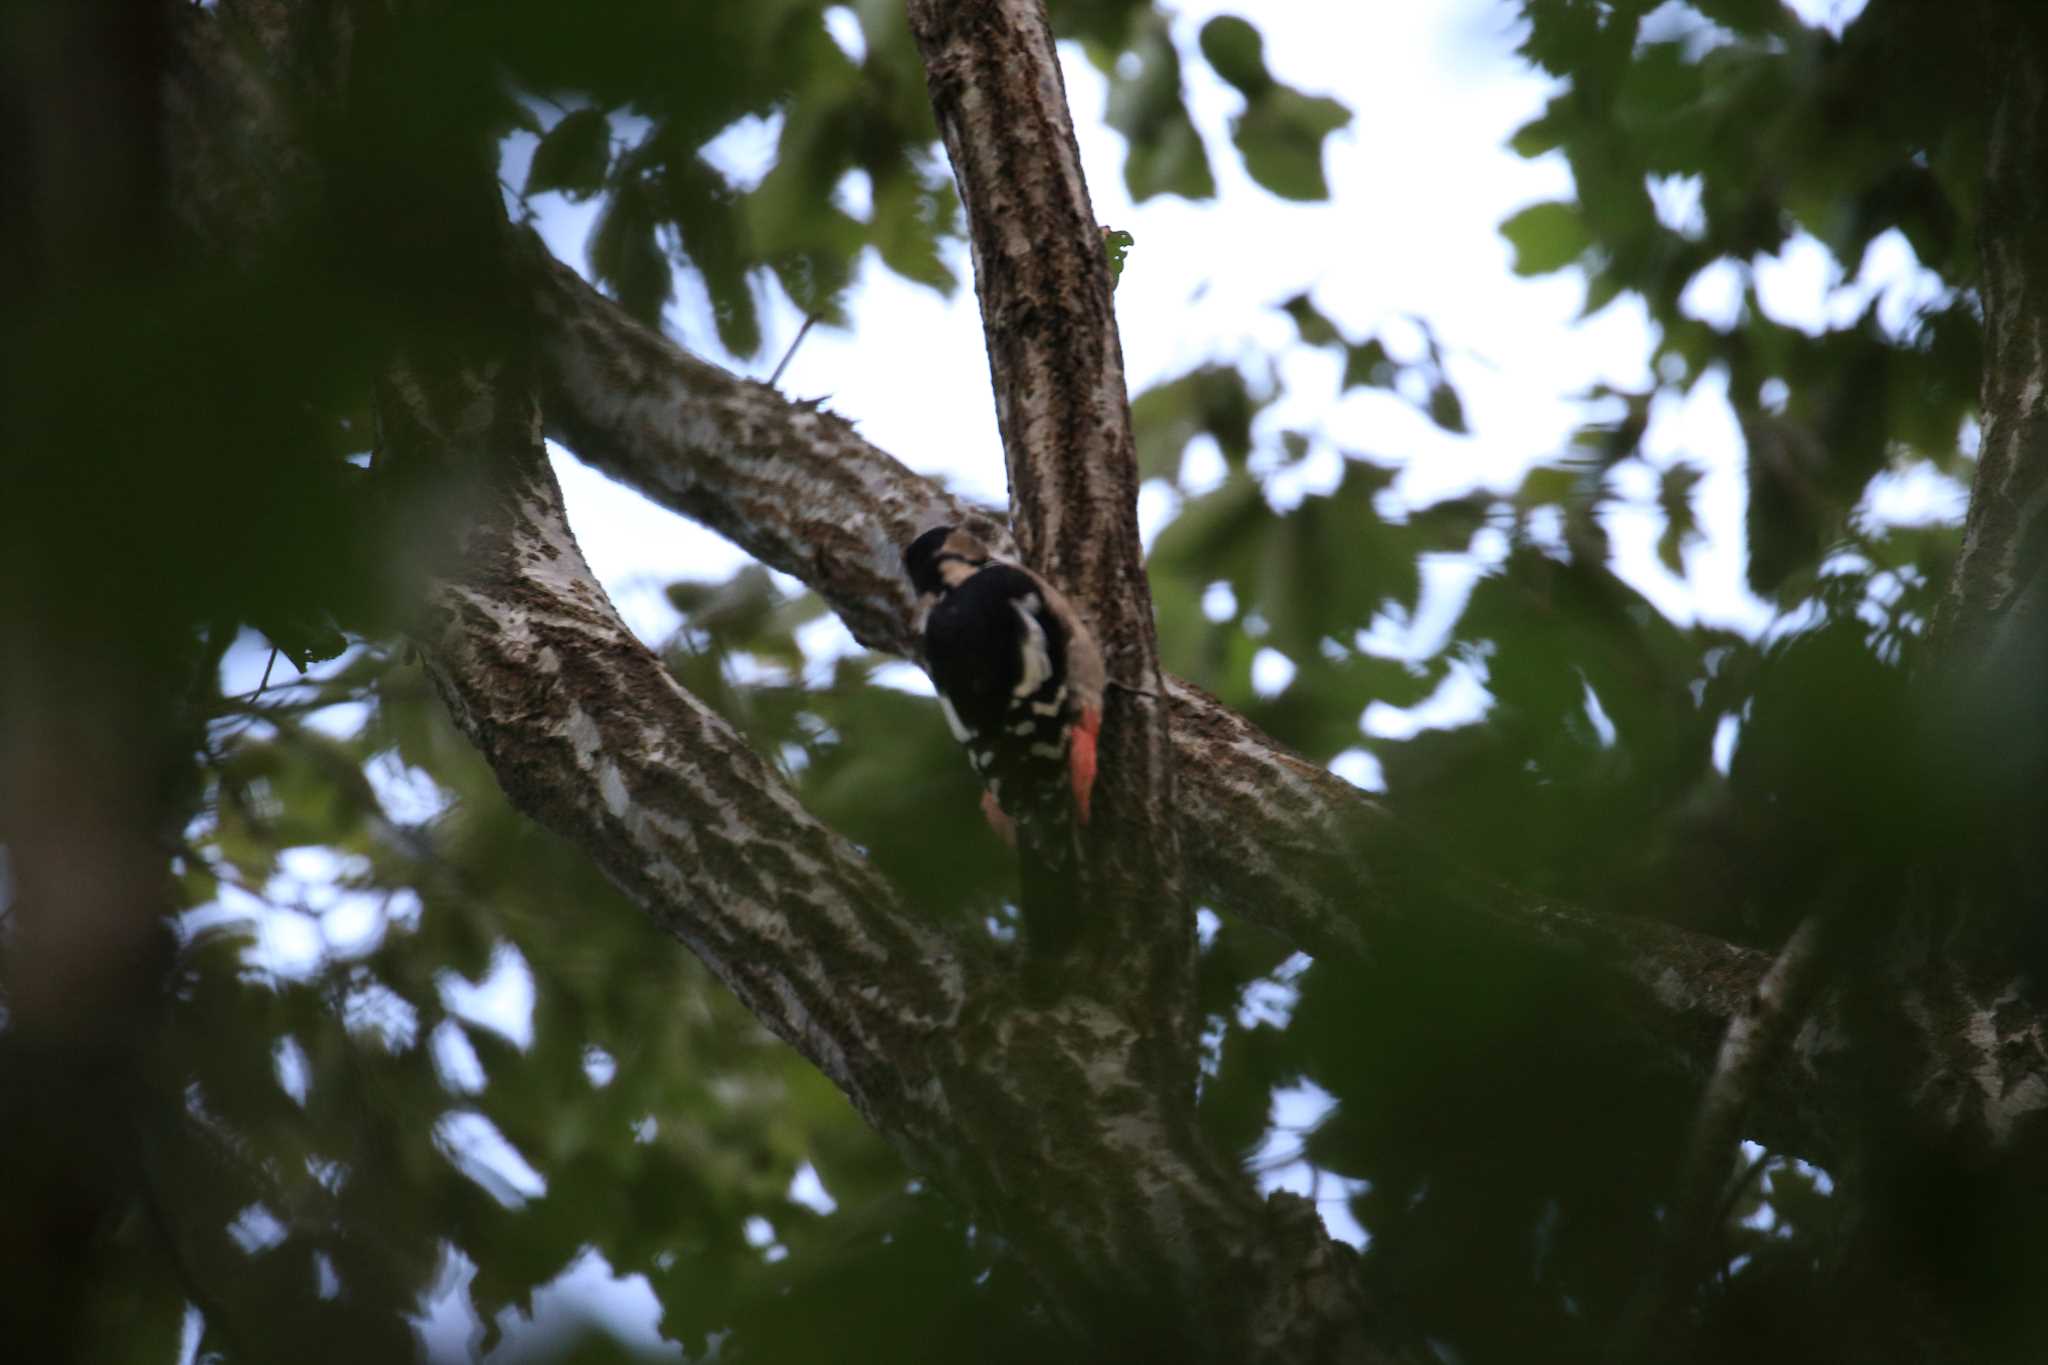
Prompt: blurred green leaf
<box><xmin>1655</xmin><ymin>461</ymin><xmax>1705</xmax><ymax>576</ymax></box>
<box><xmin>588</xmin><ymin>178</ymin><xmax>673</xmax><ymax>325</ymax></box>
<box><xmin>1105</xmin><ymin>16</ymin><xmax>1217</xmax><ymax>201</ymax></box>
<box><xmin>1231</xmin><ymin>86</ymin><xmax>1349</xmax><ymax>202</ymax></box>
<box><xmin>1427</xmin><ymin>380</ymin><xmax>1468</xmax><ymax>434</ymax></box>
<box><xmin>1132</xmin><ymin>363</ymin><xmax>1264</xmax><ymax>479</ymax></box>
<box><xmin>1198</xmin><ymin>15</ymin><xmax>1272</xmax><ymax>97</ymax></box>
<box><xmin>1500</xmin><ymin>200</ymin><xmax>1590</xmax><ymax>276</ymax></box>
<box><xmin>1282</xmin><ymin>292</ymin><xmax>1345</xmax><ymax>347</ymax></box>
<box><xmin>526</xmin><ymin>107</ymin><xmax>612</xmax><ymax>201</ymax></box>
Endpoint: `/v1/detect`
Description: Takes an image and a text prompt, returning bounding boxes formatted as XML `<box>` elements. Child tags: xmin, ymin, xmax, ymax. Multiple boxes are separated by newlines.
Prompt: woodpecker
<box><xmin>902</xmin><ymin>526</ymin><xmax>1106</xmax><ymax>841</ymax></box>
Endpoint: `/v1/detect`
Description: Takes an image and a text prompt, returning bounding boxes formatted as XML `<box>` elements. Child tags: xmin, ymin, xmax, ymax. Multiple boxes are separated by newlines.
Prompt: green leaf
<box><xmin>525</xmin><ymin>108</ymin><xmax>612</xmax><ymax>202</ymax></box>
<box><xmin>1281</xmin><ymin>293</ymin><xmax>1345</xmax><ymax>348</ymax></box>
<box><xmin>1514</xmin><ymin>462</ymin><xmax>1582</xmax><ymax>509</ymax></box>
<box><xmin>1231</xmin><ymin>87</ymin><xmax>1349</xmax><ymax>202</ymax></box>
<box><xmin>252</xmin><ymin>614</ymin><xmax>348</xmax><ymax>672</ymax></box>
<box><xmin>1341</xmin><ymin>337</ymin><xmax>1394</xmax><ymax>392</ymax></box>
<box><xmin>1101</xmin><ymin>227</ymin><xmax>1135</xmax><ymax>286</ymax></box>
<box><xmin>1408</xmin><ymin>492</ymin><xmax>1492</xmax><ymax>550</ymax></box>
<box><xmin>1131</xmin><ymin>364</ymin><xmax>1264</xmax><ymax>479</ymax></box>
<box><xmin>1105</xmin><ymin>19</ymin><xmax>1217</xmax><ymax>202</ymax></box>
<box><xmin>1655</xmin><ymin>462</ymin><xmax>1705</xmax><ymax>576</ymax></box>
<box><xmin>1691</xmin><ymin>0</ymin><xmax>1795</xmax><ymax>35</ymax></box>
<box><xmin>657</xmin><ymin>153</ymin><xmax>763</xmax><ymax>355</ymax></box>
<box><xmin>872</xmin><ymin>168</ymin><xmax>960</xmax><ymax>293</ymax></box>
<box><xmin>1500</xmin><ymin>200</ymin><xmax>1590</xmax><ymax>276</ymax></box>
<box><xmin>1125</xmin><ymin>117</ymin><xmax>1217</xmax><ymax>201</ymax></box>
<box><xmin>588</xmin><ymin>181</ymin><xmax>673</xmax><ymax>325</ymax></box>
<box><xmin>1198</xmin><ymin>15</ymin><xmax>1272</xmax><ymax>97</ymax></box>
<box><xmin>1508</xmin><ymin>108</ymin><xmax>1568</xmax><ymax>160</ymax></box>
<box><xmin>1428</xmin><ymin>381</ymin><xmax>1468</xmax><ymax>435</ymax></box>
<box><xmin>1148</xmin><ymin>473</ymin><xmax>1269</xmax><ymax>585</ymax></box>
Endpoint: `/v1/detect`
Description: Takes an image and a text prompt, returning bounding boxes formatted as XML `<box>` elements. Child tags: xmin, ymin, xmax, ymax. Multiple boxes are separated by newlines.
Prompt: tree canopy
<box><xmin>4</xmin><ymin>1</ymin><xmax>2048</xmax><ymax>1362</ymax></box>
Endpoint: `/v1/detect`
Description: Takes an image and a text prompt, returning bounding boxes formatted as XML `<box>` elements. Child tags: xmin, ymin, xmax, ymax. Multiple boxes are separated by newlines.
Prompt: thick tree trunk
<box><xmin>903</xmin><ymin>0</ymin><xmax>1194</xmax><ymax>1053</ymax></box>
<box><xmin>0</xmin><ymin>3</ymin><xmax>192</xmax><ymax>1357</ymax></box>
<box><xmin>1938</xmin><ymin>28</ymin><xmax>2048</xmax><ymax>659</ymax></box>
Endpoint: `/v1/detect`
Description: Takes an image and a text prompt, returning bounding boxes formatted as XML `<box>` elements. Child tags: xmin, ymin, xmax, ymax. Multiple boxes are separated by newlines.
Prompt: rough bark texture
<box><xmin>393</xmin><ymin>360</ymin><xmax>962</xmax><ymax>1139</ymax></box>
<box><xmin>902</xmin><ymin>0</ymin><xmax>1190</xmax><ymax>1049</ymax></box>
<box><xmin>1909</xmin><ymin>23</ymin><xmax>2048</xmax><ymax>1160</ymax></box>
<box><xmin>902</xmin><ymin>0</ymin><xmax>1143</xmax><ymax>597</ymax></box>
<box><xmin>1938</xmin><ymin>33</ymin><xmax>2048</xmax><ymax>659</ymax></box>
<box><xmin>152</xmin><ymin>0</ymin><xmax>2048</xmax><ymax>1358</ymax></box>
<box><xmin>387</xmin><ymin>338</ymin><xmax>1397</xmax><ymax>1361</ymax></box>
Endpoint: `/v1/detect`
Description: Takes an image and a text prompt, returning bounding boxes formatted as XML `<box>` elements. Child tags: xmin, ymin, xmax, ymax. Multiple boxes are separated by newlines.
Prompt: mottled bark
<box><xmin>157</xmin><ymin>0</ymin><xmax>2048</xmax><ymax>1357</ymax></box>
<box><xmin>1938</xmin><ymin>33</ymin><xmax>2048</xmax><ymax>657</ymax></box>
<box><xmin>902</xmin><ymin>0</ymin><xmax>1189</xmax><ymax>1050</ymax></box>
<box><xmin>901</xmin><ymin>0</ymin><xmax>1143</xmax><ymax>599</ymax></box>
<box><xmin>1907</xmin><ymin>23</ymin><xmax>2048</xmax><ymax>1159</ymax></box>
<box><xmin>385</xmin><ymin>354</ymin><xmax>952</xmax><ymax>1136</ymax></box>
<box><xmin>528</xmin><ymin>236</ymin><xmax>1354</xmax><ymax>958</ymax></box>
<box><xmin>386</xmin><ymin>338</ymin><xmax>1397</xmax><ymax>1361</ymax></box>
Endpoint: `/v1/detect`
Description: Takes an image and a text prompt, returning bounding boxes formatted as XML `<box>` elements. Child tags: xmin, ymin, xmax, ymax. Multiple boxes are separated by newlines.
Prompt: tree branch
<box><xmin>166</xmin><ymin>11</ymin><xmax>1403</xmax><ymax>1344</ymax></box>
<box><xmin>525</xmin><ymin>223</ymin><xmax>2048</xmax><ymax>1169</ymax></box>
<box><xmin>902</xmin><ymin>0</ymin><xmax>1189</xmax><ymax>1040</ymax></box>
<box><xmin>1937</xmin><ymin>26</ymin><xmax>2048</xmax><ymax>658</ymax></box>
<box><xmin>902</xmin><ymin>0</ymin><xmax>1143</xmax><ymax>609</ymax></box>
<box><xmin>388</xmin><ymin>353</ymin><xmax>967</xmax><ymax>1145</ymax></box>
<box><xmin>170</xmin><ymin>1</ymin><xmax>2048</xmax><ymax>1353</ymax></box>
<box><xmin>527</xmin><ymin>234</ymin><xmax>1359</xmax><ymax>956</ymax></box>
<box><xmin>1609</xmin><ymin>910</ymin><xmax>1835</xmax><ymax>1361</ymax></box>
<box><xmin>389</xmin><ymin>338</ymin><xmax>1406</xmax><ymax>1361</ymax></box>
<box><xmin>525</xmin><ymin>237</ymin><xmax>1758</xmax><ymax>1015</ymax></box>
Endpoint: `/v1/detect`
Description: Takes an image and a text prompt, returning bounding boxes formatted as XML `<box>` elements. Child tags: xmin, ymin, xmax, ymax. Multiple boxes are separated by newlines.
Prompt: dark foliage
<box><xmin>3</xmin><ymin>1</ymin><xmax>2042</xmax><ymax>1361</ymax></box>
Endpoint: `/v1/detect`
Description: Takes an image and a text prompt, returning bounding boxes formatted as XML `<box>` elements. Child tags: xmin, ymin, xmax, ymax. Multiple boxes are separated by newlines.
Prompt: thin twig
<box><xmin>1609</xmin><ymin>908</ymin><xmax>1835</xmax><ymax>1362</ymax></box>
<box><xmin>767</xmin><ymin>314</ymin><xmax>818</xmax><ymax>388</ymax></box>
<box><xmin>256</xmin><ymin>647</ymin><xmax>280</xmax><ymax>697</ymax></box>
<box><xmin>1712</xmin><ymin>1144</ymin><xmax>1773</xmax><ymax>1240</ymax></box>
<box><xmin>213</xmin><ymin>679</ymin><xmax>336</xmax><ymax>711</ymax></box>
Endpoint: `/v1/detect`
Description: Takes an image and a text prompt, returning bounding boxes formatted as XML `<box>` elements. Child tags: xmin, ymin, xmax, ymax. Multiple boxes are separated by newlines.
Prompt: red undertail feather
<box><xmin>980</xmin><ymin>788</ymin><xmax>1018</xmax><ymax>848</ymax></box>
<box><xmin>1070</xmin><ymin>706</ymin><xmax>1101</xmax><ymax>824</ymax></box>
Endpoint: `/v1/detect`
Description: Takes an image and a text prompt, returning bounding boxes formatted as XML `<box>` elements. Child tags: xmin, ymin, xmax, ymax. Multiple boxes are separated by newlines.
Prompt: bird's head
<box><xmin>903</xmin><ymin>525</ymin><xmax>991</xmax><ymax>597</ymax></box>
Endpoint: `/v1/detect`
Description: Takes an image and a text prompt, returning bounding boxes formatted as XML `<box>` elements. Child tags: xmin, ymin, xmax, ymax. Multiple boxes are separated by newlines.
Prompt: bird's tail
<box><xmin>1017</xmin><ymin>823</ymin><xmax>1083</xmax><ymax>960</ymax></box>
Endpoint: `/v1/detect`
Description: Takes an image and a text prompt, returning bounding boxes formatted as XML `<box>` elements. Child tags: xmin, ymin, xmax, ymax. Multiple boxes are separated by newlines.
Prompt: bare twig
<box><xmin>1609</xmin><ymin>910</ymin><xmax>1835</xmax><ymax>1361</ymax></box>
<box><xmin>767</xmin><ymin>313</ymin><xmax>817</xmax><ymax>388</ymax></box>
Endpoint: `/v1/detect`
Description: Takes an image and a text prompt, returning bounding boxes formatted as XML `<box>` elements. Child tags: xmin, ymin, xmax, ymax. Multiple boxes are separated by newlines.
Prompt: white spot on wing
<box><xmin>1012</xmin><ymin>594</ymin><xmax>1053</xmax><ymax>698</ymax></box>
<box><xmin>938</xmin><ymin>693</ymin><xmax>972</xmax><ymax>744</ymax></box>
